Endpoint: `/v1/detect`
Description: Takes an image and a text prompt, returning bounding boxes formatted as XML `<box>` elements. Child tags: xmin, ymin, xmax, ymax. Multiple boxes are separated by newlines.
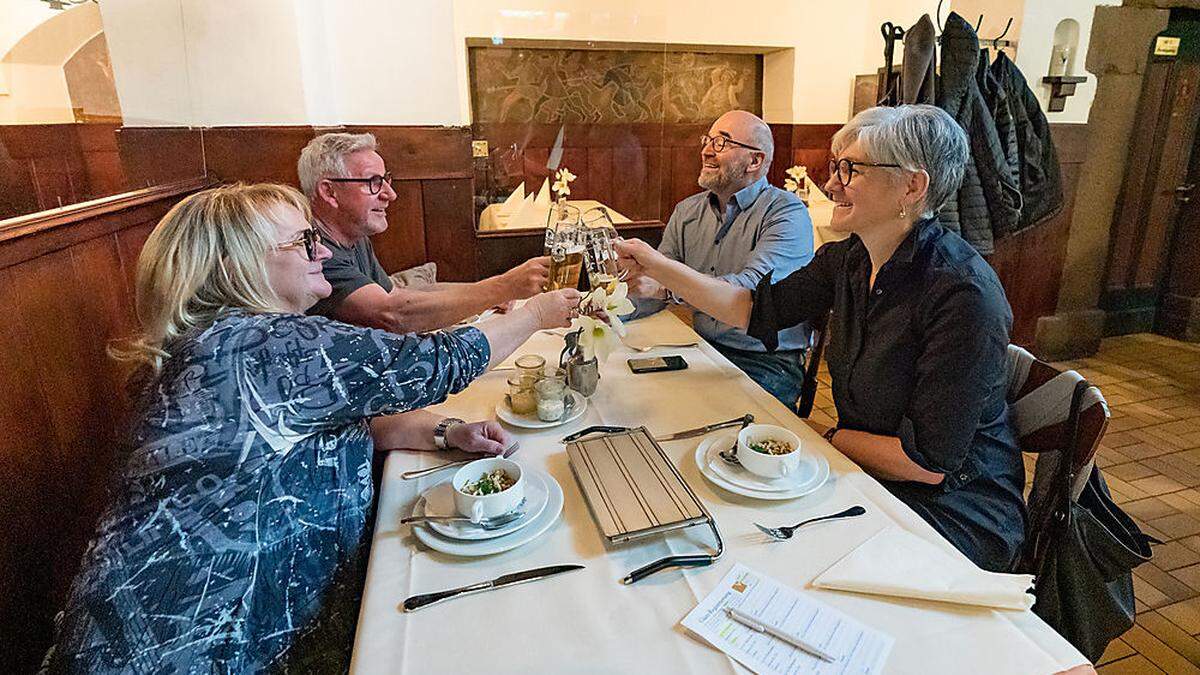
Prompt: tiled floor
<box><xmin>808</xmin><ymin>333</ymin><xmax>1200</xmax><ymax>674</ymax></box>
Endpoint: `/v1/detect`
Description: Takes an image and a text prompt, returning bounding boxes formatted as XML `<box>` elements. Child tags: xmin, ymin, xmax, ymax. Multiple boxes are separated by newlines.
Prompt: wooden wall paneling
<box><xmin>587</xmin><ymin>147</ymin><xmax>613</xmax><ymax>206</ymax></box>
<box><xmin>371</xmin><ymin>179</ymin><xmax>427</xmax><ymax>275</ymax></box>
<box><xmin>989</xmin><ymin>124</ymin><xmax>1089</xmax><ymax>346</ymax></box>
<box><xmin>421</xmin><ymin>179</ymin><xmax>478</xmax><ymax>282</ymax></box>
<box><xmin>558</xmin><ymin>147</ymin><xmax>589</xmax><ymax>197</ymax></box>
<box><xmin>671</xmin><ymin>144</ymin><xmax>699</xmax><ymax>216</ymax></box>
<box><xmin>643</xmin><ymin>145</ymin><xmax>664</xmax><ymax>221</ymax></box>
<box><xmin>115</xmin><ymin>221</ymin><xmax>155</xmax><ymax>304</ymax></box>
<box><xmin>610</xmin><ymin>144</ymin><xmax>646</xmax><ymax>221</ymax></box>
<box><xmin>351</xmin><ymin>126</ymin><xmax>472</xmax><ymax>180</ymax></box>
<box><xmin>201</xmin><ymin>126</ymin><xmax>317</xmax><ymax>186</ymax></box>
<box><xmin>522</xmin><ymin>147</ymin><xmax>551</xmax><ymax>192</ymax></box>
<box><xmin>0</xmin><ymin>153</ymin><xmax>41</xmax><ymax>220</ymax></box>
<box><xmin>114</xmin><ymin>127</ymin><xmax>207</xmax><ymax>189</ymax></box>
<box><xmin>0</xmin><ymin>266</ymin><xmax>63</xmax><ymax>673</ymax></box>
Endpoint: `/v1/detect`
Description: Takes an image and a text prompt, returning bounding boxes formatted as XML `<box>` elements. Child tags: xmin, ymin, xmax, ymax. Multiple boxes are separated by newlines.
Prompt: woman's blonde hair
<box><xmin>112</xmin><ymin>182</ymin><xmax>312</xmax><ymax>372</ymax></box>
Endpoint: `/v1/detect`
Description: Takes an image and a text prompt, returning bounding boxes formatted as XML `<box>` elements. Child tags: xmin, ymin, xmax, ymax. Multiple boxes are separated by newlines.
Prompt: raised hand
<box><xmin>524</xmin><ymin>288</ymin><xmax>583</xmax><ymax>329</ymax></box>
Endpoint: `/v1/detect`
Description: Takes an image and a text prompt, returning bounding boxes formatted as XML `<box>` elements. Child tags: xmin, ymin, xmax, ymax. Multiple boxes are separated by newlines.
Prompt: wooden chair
<box><xmin>1004</xmin><ymin>345</ymin><xmax>1111</xmax><ymax>574</ymax></box>
<box><xmin>796</xmin><ymin>312</ymin><xmax>830</xmax><ymax>418</ymax></box>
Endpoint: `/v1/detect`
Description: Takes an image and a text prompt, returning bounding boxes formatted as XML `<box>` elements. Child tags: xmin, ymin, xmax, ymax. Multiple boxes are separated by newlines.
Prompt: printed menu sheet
<box><xmin>682</xmin><ymin>563</ymin><xmax>893</xmax><ymax>675</ymax></box>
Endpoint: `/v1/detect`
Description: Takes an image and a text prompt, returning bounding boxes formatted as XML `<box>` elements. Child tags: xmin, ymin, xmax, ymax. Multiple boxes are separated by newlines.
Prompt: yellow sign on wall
<box><xmin>1155</xmin><ymin>36</ymin><xmax>1181</xmax><ymax>57</ymax></box>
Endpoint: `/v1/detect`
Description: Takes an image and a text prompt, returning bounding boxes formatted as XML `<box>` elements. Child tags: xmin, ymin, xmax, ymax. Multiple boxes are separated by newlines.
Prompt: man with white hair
<box><xmin>299</xmin><ymin>132</ymin><xmax>550</xmax><ymax>332</ymax></box>
<box><xmin>625</xmin><ymin>110</ymin><xmax>814</xmax><ymax>411</ymax></box>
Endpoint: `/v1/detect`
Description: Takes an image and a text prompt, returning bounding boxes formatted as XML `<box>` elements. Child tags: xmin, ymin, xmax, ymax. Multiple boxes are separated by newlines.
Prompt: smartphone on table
<box><xmin>627</xmin><ymin>355</ymin><xmax>688</xmax><ymax>374</ymax></box>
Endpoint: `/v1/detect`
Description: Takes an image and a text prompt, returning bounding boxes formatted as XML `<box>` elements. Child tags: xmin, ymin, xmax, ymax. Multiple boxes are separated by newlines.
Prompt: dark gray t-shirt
<box><xmin>308</xmin><ymin>235</ymin><xmax>393</xmax><ymax>318</ymax></box>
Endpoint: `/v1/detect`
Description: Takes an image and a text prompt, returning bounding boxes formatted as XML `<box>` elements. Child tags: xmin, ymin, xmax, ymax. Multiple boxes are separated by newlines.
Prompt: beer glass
<box><xmin>582</xmin><ymin>206</ymin><xmax>621</xmax><ymax>294</ymax></box>
<box><xmin>545</xmin><ymin>203</ymin><xmax>584</xmax><ymax>291</ymax></box>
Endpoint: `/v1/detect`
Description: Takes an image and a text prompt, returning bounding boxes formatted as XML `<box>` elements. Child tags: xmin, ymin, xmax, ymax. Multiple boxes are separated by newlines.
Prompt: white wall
<box><xmin>95</xmin><ymin>0</ymin><xmax>1102</xmax><ymax>127</ymax></box>
<box><xmin>1016</xmin><ymin>0</ymin><xmax>1109</xmax><ymax>123</ymax></box>
<box><xmin>0</xmin><ymin>2</ymin><xmax>102</xmax><ymax>123</ymax></box>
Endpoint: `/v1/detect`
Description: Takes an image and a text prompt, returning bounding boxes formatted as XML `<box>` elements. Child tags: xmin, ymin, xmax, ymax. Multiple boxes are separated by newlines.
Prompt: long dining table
<box><xmin>349</xmin><ymin>310</ymin><xmax>1088</xmax><ymax>674</ymax></box>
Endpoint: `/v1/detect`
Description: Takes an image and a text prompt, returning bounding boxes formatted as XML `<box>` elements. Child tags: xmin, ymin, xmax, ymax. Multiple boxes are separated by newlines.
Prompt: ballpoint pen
<box><xmin>725</xmin><ymin>606</ymin><xmax>836</xmax><ymax>663</ymax></box>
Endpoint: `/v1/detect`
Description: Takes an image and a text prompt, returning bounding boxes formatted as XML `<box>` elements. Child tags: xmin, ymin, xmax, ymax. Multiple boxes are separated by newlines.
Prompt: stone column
<box><xmin>1035</xmin><ymin>3</ymin><xmax>1169</xmax><ymax>360</ymax></box>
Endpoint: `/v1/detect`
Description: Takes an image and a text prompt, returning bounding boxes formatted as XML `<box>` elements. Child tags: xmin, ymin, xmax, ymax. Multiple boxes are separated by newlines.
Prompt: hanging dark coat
<box><xmin>901</xmin><ymin>14</ymin><xmax>936</xmax><ymax>105</ymax></box>
<box><xmin>936</xmin><ymin>12</ymin><xmax>1022</xmax><ymax>253</ymax></box>
<box><xmin>990</xmin><ymin>50</ymin><xmax>1065</xmax><ymax>229</ymax></box>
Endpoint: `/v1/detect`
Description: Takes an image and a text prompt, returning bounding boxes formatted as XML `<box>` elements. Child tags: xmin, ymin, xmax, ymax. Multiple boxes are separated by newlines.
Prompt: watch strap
<box><xmin>434</xmin><ymin>417</ymin><xmax>466</xmax><ymax>450</ymax></box>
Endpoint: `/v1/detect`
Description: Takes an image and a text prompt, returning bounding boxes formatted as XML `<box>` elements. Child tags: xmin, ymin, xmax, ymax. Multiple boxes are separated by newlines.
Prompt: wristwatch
<box><xmin>664</xmin><ymin>288</ymin><xmax>684</xmax><ymax>305</ymax></box>
<box><xmin>822</xmin><ymin>426</ymin><xmax>839</xmax><ymax>444</ymax></box>
<box><xmin>433</xmin><ymin>417</ymin><xmax>465</xmax><ymax>450</ymax></box>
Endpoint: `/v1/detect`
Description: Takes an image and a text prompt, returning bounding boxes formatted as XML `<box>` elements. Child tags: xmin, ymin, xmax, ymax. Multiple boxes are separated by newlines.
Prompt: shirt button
<box><xmin>874</xmin><ymin>289</ymin><xmax>883</xmax><ymax>296</ymax></box>
<box><xmin>959</xmin><ymin>473</ymin><xmax>969</xmax><ymax>481</ymax></box>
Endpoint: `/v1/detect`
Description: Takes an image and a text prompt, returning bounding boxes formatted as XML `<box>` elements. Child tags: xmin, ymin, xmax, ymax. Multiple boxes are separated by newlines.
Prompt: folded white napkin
<box><xmin>812</xmin><ymin>526</ymin><xmax>1036</xmax><ymax>611</ymax></box>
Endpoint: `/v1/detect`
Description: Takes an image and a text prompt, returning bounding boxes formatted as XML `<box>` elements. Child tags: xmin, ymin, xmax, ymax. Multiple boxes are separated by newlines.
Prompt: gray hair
<box><xmin>830</xmin><ymin>105</ymin><xmax>967</xmax><ymax>218</ymax></box>
<box><xmin>297</xmin><ymin>132</ymin><xmax>378</xmax><ymax>199</ymax></box>
<box><xmin>747</xmin><ymin>120</ymin><xmax>774</xmax><ymax>178</ymax></box>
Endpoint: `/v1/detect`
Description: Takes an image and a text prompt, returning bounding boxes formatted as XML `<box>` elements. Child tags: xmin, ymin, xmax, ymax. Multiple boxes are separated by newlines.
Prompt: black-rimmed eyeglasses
<box><xmin>828</xmin><ymin>158</ymin><xmax>902</xmax><ymax>186</ymax></box>
<box><xmin>326</xmin><ymin>172</ymin><xmax>394</xmax><ymax>195</ymax></box>
<box><xmin>277</xmin><ymin>227</ymin><xmax>322</xmax><ymax>261</ymax></box>
<box><xmin>699</xmin><ymin>134</ymin><xmax>763</xmax><ymax>153</ymax></box>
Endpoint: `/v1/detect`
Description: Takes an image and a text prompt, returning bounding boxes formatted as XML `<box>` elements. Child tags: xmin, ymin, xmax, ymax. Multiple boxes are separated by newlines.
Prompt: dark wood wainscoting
<box><xmin>0</xmin><ymin>180</ymin><xmax>207</xmax><ymax>672</ymax></box>
<box><xmin>988</xmin><ymin>123</ymin><xmax>1090</xmax><ymax>346</ymax></box>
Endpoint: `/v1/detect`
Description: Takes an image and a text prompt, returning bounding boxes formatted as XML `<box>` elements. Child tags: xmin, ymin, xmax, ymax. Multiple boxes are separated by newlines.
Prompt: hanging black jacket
<box><xmin>990</xmin><ymin>51</ymin><xmax>1065</xmax><ymax>229</ymax></box>
<box><xmin>936</xmin><ymin>13</ymin><xmax>1022</xmax><ymax>253</ymax></box>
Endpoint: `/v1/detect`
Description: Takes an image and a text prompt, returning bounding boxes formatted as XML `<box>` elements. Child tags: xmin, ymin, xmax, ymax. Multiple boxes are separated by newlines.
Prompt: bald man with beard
<box><xmin>624</xmin><ymin>110</ymin><xmax>815</xmax><ymax>412</ymax></box>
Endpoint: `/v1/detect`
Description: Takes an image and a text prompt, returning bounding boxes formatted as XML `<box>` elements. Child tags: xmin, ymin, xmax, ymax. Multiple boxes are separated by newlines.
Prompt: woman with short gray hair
<box><xmin>616</xmin><ymin>105</ymin><xmax>1024</xmax><ymax>571</ymax></box>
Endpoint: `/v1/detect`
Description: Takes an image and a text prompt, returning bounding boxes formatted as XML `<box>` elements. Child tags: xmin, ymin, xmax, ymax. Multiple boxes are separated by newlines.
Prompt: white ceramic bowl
<box><xmin>452</xmin><ymin>458</ymin><xmax>525</xmax><ymax>521</ymax></box>
<box><xmin>737</xmin><ymin>424</ymin><xmax>802</xmax><ymax>479</ymax></box>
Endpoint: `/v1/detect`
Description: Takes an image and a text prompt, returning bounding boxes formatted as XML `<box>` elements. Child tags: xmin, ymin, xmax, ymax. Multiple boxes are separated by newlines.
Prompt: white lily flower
<box><xmin>784</xmin><ymin>178</ymin><xmax>799</xmax><ymax>194</ymax></box>
<box><xmin>785</xmin><ymin>165</ymin><xmax>807</xmax><ymax>180</ymax></box>
<box><xmin>556</xmin><ymin>167</ymin><xmax>577</xmax><ymax>183</ymax></box>
<box><xmin>573</xmin><ymin>315</ymin><xmax>621</xmax><ymax>363</ymax></box>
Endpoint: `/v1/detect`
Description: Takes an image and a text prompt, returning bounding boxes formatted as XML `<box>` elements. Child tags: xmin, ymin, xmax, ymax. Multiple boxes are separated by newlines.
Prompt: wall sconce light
<box><xmin>1042</xmin><ymin>18</ymin><xmax>1085</xmax><ymax>112</ymax></box>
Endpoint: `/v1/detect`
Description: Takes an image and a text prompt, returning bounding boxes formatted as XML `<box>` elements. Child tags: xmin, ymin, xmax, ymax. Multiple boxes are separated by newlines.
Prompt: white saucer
<box><xmin>495</xmin><ymin>390</ymin><xmax>587</xmax><ymax>429</ymax></box>
<box><xmin>413</xmin><ymin>471</ymin><xmax>549</xmax><ymax>541</ymax></box>
<box><xmin>694</xmin><ymin>433</ymin><xmax>830</xmax><ymax>500</ymax></box>
<box><xmin>409</xmin><ymin>467</ymin><xmax>564</xmax><ymax>556</ymax></box>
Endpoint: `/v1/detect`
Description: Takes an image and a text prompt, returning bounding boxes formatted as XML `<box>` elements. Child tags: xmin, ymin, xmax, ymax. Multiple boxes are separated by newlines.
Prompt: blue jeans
<box><xmin>711</xmin><ymin>343</ymin><xmax>807</xmax><ymax>413</ymax></box>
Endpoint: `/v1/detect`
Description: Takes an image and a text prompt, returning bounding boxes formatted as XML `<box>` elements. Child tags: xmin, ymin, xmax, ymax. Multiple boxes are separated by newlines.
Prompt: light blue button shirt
<box><xmin>632</xmin><ymin>176</ymin><xmax>814</xmax><ymax>352</ymax></box>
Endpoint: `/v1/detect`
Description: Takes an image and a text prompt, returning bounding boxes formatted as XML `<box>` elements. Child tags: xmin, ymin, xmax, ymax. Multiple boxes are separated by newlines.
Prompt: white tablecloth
<box><xmin>350</xmin><ymin>311</ymin><xmax>1087</xmax><ymax>674</ymax></box>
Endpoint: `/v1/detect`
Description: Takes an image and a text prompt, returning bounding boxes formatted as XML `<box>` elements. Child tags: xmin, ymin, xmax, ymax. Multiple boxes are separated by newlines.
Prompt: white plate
<box><xmin>413</xmin><ymin>471</ymin><xmax>549</xmax><ymax>541</ymax></box>
<box><xmin>710</xmin><ymin>436</ymin><xmax>818</xmax><ymax>492</ymax></box>
<box><xmin>495</xmin><ymin>390</ymin><xmax>587</xmax><ymax>429</ymax></box>
<box><xmin>694</xmin><ymin>433</ymin><xmax>830</xmax><ymax>500</ymax></box>
<box><xmin>410</xmin><ymin>468</ymin><xmax>564</xmax><ymax>556</ymax></box>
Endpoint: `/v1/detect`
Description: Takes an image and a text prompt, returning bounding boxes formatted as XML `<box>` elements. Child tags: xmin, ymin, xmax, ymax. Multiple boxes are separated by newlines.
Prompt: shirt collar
<box><xmin>890</xmin><ymin>216</ymin><xmax>941</xmax><ymax>266</ymax></box>
<box><xmin>707</xmin><ymin>175</ymin><xmax>769</xmax><ymax>211</ymax></box>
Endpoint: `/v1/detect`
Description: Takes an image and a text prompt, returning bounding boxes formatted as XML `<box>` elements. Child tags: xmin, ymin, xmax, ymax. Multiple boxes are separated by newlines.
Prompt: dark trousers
<box><xmin>711</xmin><ymin>342</ymin><xmax>807</xmax><ymax>414</ymax></box>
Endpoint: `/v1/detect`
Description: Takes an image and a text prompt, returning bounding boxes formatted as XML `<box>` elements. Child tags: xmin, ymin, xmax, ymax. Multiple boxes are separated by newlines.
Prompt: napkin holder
<box><xmin>565</xmin><ymin>426</ymin><xmax>723</xmax><ymax>584</ymax></box>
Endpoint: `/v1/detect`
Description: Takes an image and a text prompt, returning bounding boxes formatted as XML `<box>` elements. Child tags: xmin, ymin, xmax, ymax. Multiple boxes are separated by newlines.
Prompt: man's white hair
<box><xmin>297</xmin><ymin>132</ymin><xmax>378</xmax><ymax>199</ymax></box>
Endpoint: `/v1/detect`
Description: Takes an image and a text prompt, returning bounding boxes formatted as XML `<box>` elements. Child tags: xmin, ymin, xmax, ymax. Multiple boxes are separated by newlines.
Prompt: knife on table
<box><xmin>402</xmin><ymin>564</ymin><xmax>584</xmax><ymax>612</ymax></box>
<box><xmin>560</xmin><ymin>414</ymin><xmax>754</xmax><ymax>444</ymax></box>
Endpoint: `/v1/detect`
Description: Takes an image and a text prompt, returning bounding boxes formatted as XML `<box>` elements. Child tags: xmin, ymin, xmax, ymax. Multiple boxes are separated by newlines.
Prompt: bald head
<box><xmin>712</xmin><ymin>110</ymin><xmax>774</xmax><ymax>177</ymax></box>
<box><xmin>698</xmin><ymin>110</ymin><xmax>774</xmax><ymax>197</ymax></box>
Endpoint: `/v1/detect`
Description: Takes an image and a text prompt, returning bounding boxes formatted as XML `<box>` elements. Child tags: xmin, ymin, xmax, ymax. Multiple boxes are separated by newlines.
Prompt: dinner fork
<box><xmin>754</xmin><ymin>505</ymin><xmax>867</xmax><ymax>541</ymax></box>
<box><xmin>399</xmin><ymin>440</ymin><xmax>520</xmax><ymax>480</ymax></box>
<box><xmin>400</xmin><ymin>506</ymin><xmax>526</xmax><ymax>530</ymax></box>
<box><xmin>628</xmin><ymin>341</ymin><xmax>699</xmax><ymax>353</ymax></box>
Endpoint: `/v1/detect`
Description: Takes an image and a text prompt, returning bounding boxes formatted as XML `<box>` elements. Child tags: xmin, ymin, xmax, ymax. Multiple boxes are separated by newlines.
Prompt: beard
<box><xmin>697</xmin><ymin>156</ymin><xmax>753</xmax><ymax>194</ymax></box>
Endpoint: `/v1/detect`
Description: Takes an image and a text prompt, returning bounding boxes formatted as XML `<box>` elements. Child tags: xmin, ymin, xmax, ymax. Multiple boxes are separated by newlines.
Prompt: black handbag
<box><xmin>1031</xmin><ymin>465</ymin><xmax>1154</xmax><ymax>663</ymax></box>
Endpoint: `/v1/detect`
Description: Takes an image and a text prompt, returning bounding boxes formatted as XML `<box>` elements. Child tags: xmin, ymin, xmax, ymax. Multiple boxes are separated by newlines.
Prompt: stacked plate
<box><xmin>694</xmin><ymin>433</ymin><xmax>830</xmax><ymax>500</ymax></box>
<box><xmin>408</xmin><ymin>467</ymin><xmax>564</xmax><ymax>556</ymax></box>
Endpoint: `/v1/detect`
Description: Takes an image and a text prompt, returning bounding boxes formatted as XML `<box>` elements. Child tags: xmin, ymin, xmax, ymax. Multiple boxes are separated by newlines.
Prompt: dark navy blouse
<box><xmin>749</xmin><ymin>219</ymin><xmax>1026</xmax><ymax>572</ymax></box>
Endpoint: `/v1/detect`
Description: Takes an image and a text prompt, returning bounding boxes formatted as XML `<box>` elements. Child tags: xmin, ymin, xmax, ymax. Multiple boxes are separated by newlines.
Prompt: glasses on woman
<box><xmin>828</xmin><ymin>158</ymin><xmax>902</xmax><ymax>187</ymax></box>
<box><xmin>698</xmin><ymin>134</ymin><xmax>763</xmax><ymax>153</ymax></box>
<box><xmin>277</xmin><ymin>227</ymin><xmax>322</xmax><ymax>261</ymax></box>
<box><xmin>325</xmin><ymin>172</ymin><xmax>394</xmax><ymax>195</ymax></box>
